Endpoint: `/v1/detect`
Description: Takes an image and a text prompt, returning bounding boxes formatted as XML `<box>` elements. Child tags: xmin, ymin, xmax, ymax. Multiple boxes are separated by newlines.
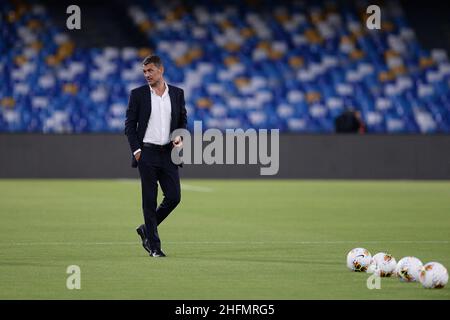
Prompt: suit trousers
<box><xmin>137</xmin><ymin>145</ymin><xmax>181</xmax><ymax>251</ymax></box>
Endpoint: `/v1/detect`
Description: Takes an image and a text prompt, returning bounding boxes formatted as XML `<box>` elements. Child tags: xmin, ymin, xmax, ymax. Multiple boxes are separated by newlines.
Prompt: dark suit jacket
<box><xmin>124</xmin><ymin>84</ymin><xmax>187</xmax><ymax>168</ymax></box>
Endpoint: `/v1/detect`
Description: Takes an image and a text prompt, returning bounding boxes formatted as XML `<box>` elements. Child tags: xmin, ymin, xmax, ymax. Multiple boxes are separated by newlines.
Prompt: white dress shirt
<box><xmin>133</xmin><ymin>83</ymin><xmax>172</xmax><ymax>155</ymax></box>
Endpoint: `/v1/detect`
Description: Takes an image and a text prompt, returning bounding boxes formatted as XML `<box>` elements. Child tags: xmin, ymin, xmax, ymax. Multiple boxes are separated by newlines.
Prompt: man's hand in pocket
<box><xmin>135</xmin><ymin>151</ymin><xmax>141</xmax><ymax>161</ymax></box>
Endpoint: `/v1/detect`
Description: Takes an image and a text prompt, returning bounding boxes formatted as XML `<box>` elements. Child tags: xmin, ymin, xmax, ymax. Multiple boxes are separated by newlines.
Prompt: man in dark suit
<box><xmin>124</xmin><ymin>55</ymin><xmax>187</xmax><ymax>257</ymax></box>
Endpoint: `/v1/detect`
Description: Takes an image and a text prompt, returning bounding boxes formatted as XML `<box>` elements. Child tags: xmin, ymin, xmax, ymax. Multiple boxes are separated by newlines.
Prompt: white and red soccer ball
<box><xmin>346</xmin><ymin>248</ymin><xmax>372</xmax><ymax>272</ymax></box>
<box><xmin>395</xmin><ymin>256</ymin><xmax>423</xmax><ymax>282</ymax></box>
<box><xmin>419</xmin><ymin>262</ymin><xmax>448</xmax><ymax>289</ymax></box>
<box><xmin>368</xmin><ymin>252</ymin><xmax>397</xmax><ymax>277</ymax></box>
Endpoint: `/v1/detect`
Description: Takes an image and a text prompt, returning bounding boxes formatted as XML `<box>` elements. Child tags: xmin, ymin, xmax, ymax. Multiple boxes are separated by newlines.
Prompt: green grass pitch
<box><xmin>0</xmin><ymin>179</ymin><xmax>449</xmax><ymax>299</ymax></box>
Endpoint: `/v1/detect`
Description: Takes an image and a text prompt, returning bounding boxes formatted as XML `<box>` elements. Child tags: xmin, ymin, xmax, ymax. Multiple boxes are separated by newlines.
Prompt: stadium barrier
<box><xmin>0</xmin><ymin>134</ymin><xmax>449</xmax><ymax>179</ymax></box>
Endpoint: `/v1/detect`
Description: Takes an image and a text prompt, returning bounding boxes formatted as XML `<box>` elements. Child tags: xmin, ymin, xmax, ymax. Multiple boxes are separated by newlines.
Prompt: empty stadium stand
<box><xmin>1</xmin><ymin>0</ymin><xmax>449</xmax><ymax>133</ymax></box>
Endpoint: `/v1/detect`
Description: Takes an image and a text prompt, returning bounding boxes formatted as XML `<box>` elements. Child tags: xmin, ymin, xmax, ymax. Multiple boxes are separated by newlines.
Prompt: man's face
<box><xmin>143</xmin><ymin>63</ymin><xmax>163</xmax><ymax>86</ymax></box>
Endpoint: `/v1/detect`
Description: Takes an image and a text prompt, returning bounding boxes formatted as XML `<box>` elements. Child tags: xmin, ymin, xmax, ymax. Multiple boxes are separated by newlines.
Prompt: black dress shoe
<box><xmin>136</xmin><ymin>224</ymin><xmax>151</xmax><ymax>253</ymax></box>
<box><xmin>150</xmin><ymin>249</ymin><xmax>166</xmax><ymax>257</ymax></box>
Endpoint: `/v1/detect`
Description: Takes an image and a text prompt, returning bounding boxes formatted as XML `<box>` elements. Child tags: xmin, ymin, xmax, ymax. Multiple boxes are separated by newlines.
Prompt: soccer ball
<box><xmin>419</xmin><ymin>262</ymin><xmax>448</xmax><ymax>289</ymax></box>
<box><xmin>395</xmin><ymin>256</ymin><xmax>423</xmax><ymax>282</ymax></box>
<box><xmin>346</xmin><ymin>248</ymin><xmax>372</xmax><ymax>272</ymax></box>
<box><xmin>369</xmin><ymin>252</ymin><xmax>397</xmax><ymax>277</ymax></box>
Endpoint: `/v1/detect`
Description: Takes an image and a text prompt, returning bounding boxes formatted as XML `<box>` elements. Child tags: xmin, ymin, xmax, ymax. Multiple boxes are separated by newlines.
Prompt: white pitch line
<box><xmin>0</xmin><ymin>240</ymin><xmax>448</xmax><ymax>246</ymax></box>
